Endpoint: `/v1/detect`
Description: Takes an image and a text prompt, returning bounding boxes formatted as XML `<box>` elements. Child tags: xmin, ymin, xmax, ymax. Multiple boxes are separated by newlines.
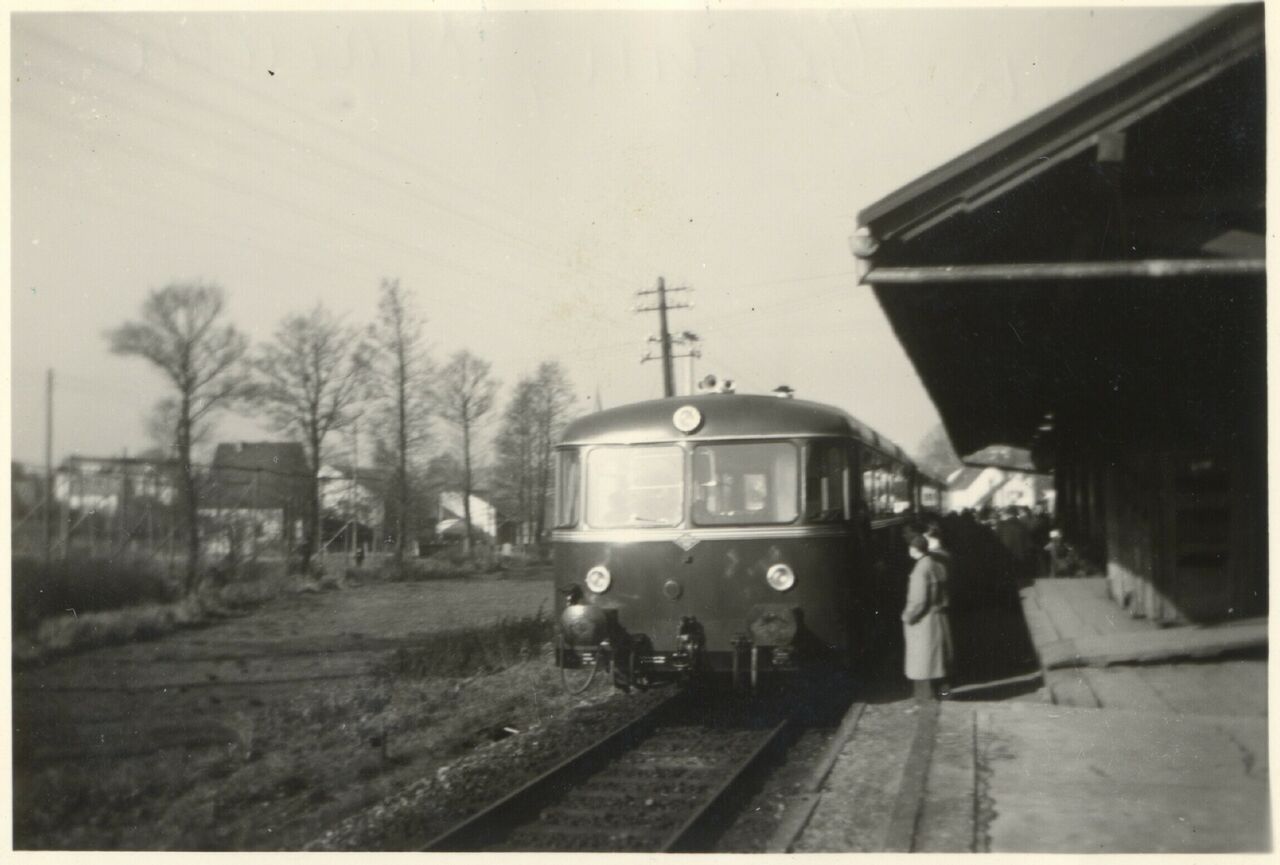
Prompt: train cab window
<box><xmin>692</xmin><ymin>442</ymin><xmax>798</xmax><ymax>526</ymax></box>
<box><xmin>804</xmin><ymin>441</ymin><xmax>849</xmax><ymax>522</ymax></box>
<box><xmin>585</xmin><ymin>445</ymin><xmax>683</xmax><ymax>528</ymax></box>
<box><xmin>554</xmin><ymin>449</ymin><xmax>580</xmax><ymax>527</ymax></box>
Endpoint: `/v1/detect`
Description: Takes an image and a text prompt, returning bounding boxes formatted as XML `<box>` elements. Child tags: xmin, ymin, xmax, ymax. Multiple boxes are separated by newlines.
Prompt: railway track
<box><xmin>422</xmin><ymin>687</ymin><xmax>798</xmax><ymax>852</ymax></box>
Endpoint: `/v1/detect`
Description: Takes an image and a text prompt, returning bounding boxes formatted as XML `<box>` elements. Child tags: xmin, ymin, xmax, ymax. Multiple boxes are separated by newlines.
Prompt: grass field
<box><xmin>13</xmin><ymin>574</ymin><xmax>573</xmax><ymax>850</ymax></box>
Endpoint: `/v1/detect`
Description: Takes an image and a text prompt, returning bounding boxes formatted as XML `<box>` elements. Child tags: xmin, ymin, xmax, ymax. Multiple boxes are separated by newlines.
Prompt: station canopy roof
<box><xmin>855</xmin><ymin>4</ymin><xmax>1265</xmax><ymax>462</ymax></box>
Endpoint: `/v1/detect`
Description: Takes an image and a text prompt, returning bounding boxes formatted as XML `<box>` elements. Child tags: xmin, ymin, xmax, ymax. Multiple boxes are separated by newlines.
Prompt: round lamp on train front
<box><xmin>585</xmin><ymin>565</ymin><xmax>612</xmax><ymax>594</ymax></box>
<box><xmin>766</xmin><ymin>563</ymin><xmax>796</xmax><ymax>592</ymax></box>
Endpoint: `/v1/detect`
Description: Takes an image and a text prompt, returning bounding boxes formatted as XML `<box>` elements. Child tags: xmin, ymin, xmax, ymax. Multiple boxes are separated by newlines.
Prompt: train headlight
<box><xmin>585</xmin><ymin>565</ymin><xmax>612</xmax><ymax>594</ymax></box>
<box><xmin>765</xmin><ymin>563</ymin><xmax>795</xmax><ymax>592</ymax></box>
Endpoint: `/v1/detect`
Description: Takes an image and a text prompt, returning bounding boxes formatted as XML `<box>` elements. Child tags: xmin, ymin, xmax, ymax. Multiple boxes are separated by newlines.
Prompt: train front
<box><xmin>551</xmin><ymin>396</ymin><xmax>858</xmax><ymax>684</ymax></box>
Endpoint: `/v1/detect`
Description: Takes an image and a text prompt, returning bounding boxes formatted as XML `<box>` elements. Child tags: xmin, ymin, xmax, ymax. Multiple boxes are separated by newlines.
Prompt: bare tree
<box><xmin>912</xmin><ymin>422</ymin><xmax>963</xmax><ymax>482</ymax></box>
<box><xmin>493</xmin><ymin>376</ymin><xmax>540</xmax><ymax>545</ymax></box>
<box><xmin>145</xmin><ymin>398</ymin><xmax>213</xmax><ymax>458</ymax></box>
<box><xmin>424</xmin><ymin>451</ymin><xmax>463</xmax><ymax>529</ymax></box>
<box><xmin>106</xmin><ymin>282</ymin><xmax>250</xmax><ymax>592</ymax></box>
<box><xmin>532</xmin><ymin>361</ymin><xmax>576</xmax><ymax>542</ymax></box>
<box><xmin>251</xmin><ymin>305</ymin><xmax>368</xmax><ymax>573</ymax></box>
<box><xmin>367</xmin><ymin>279</ymin><xmax>433</xmax><ymax>565</ymax></box>
<box><xmin>437</xmin><ymin>350</ymin><xmax>497</xmax><ymax>554</ymax></box>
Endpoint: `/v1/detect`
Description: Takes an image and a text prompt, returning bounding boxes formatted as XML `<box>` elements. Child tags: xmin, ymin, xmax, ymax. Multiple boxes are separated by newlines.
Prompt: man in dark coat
<box><xmin>995</xmin><ymin>507</ymin><xmax>1032</xmax><ymax>581</ymax></box>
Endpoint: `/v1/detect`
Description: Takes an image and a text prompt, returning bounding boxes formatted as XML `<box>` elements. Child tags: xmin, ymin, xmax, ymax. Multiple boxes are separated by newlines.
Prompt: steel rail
<box><xmin>660</xmin><ymin>714</ymin><xmax>795</xmax><ymax>852</ymax></box>
<box><xmin>765</xmin><ymin>700</ymin><xmax>868</xmax><ymax>853</ymax></box>
<box><xmin>420</xmin><ymin>690</ymin><xmax>686</xmax><ymax>852</ymax></box>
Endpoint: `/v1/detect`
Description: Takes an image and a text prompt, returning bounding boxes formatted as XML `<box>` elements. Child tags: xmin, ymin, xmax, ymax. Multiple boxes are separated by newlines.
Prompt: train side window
<box><xmin>847</xmin><ymin>443</ymin><xmax>861</xmax><ymax>519</ymax></box>
<box><xmin>805</xmin><ymin>441</ymin><xmax>848</xmax><ymax>522</ymax></box>
<box><xmin>862</xmin><ymin>449</ymin><xmax>887</xmax><ymax>516</ymax></box>
<box><xmin>554</xmin><ymin>449</ymin><xmax>580</xmax><ymax>527</ymax></box>
<box><xmin>890</xmin><ymin>462</ymin><xmax>913</xmax><ymax>513</ymax></box>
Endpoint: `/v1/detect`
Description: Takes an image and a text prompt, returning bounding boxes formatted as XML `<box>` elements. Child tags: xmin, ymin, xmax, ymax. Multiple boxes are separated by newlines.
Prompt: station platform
<box><xmin>1022</xmin><ymin>577</ymin><xmax>1268</xmax><ymax>712</ymax></box>
<box><xmin>784</xmin><ymin>577</ymin><xmax>1269</xmax><ymax>853</ymax></box>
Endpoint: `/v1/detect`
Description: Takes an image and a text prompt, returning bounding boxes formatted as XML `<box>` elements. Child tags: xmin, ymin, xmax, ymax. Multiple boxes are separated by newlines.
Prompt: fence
<box><xmin>10</xmin><ymin>458</ymin><xmax>391</xmax><ymax>575</ymax></box>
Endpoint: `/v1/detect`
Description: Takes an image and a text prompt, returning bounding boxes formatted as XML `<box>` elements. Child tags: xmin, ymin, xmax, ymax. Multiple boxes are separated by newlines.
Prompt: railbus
<box><xmin>550</xmin><ymin>392</ymin><xmax>932</xmax><ymax>688</ymax></box>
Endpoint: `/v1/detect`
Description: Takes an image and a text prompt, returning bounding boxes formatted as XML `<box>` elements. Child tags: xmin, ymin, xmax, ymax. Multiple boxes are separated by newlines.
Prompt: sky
<box><xmin>10</xmin><ymin>4</ymin><xmax>1216</xmax><ymax>468</ymax></box>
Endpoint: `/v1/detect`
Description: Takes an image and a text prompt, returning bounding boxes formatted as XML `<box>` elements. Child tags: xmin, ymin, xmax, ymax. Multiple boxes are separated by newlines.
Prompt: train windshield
<box><xmin>692</xmin><ymin>442</ymin><xmax>799</xmax><ymax>526</ymax></box>
<box><xmin>554</xmin><ymin>449</ymin><xmax>580</xmax><ymax>527</ymax></box>
<box><xmin>585</xmin><ymin>445</ymin><xmax>684</xmax><ymax>528</ymax></box>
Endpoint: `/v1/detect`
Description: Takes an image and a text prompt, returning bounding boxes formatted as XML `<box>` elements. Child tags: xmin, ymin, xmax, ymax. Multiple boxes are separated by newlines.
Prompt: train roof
<box><xmin>559</xmin><ymin>393</ymin><xmax>914</xmax><ymax>463</ymax></box>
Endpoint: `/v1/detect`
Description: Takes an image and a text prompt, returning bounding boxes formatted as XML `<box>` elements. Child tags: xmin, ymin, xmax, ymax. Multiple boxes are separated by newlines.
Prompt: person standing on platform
<box><xmin>902</xmin><ymin>534</ymin><xmax>953</xmax><ymax>710</ymax></box>
<box><xmin>924</xmin><ymin>520</ymin><xmax>952</xmax><ymax>567</ymax></box>
<box><xmin>996</xmin><ymin>506</ymin><xmax>1032</xmax><ymax>582</ymax></box>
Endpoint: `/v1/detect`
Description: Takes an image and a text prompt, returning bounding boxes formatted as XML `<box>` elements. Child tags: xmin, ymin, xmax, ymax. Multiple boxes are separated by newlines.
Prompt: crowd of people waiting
<box><xmin>897</xmin><ymin>503</ymin><xmax>1087</xmax><ymax>709</ymax></box>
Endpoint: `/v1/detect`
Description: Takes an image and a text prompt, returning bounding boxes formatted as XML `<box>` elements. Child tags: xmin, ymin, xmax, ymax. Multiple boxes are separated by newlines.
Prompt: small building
<box><xmin>54</xmin><ymin>455</ymin><xmax>178</xmax><ymax>513</ymax></box>
<box><xmin>947</xmin><ymin>446</ymin><xmax>1054</xmax><ymax>512</ymax></box>
<box><xmin>946</xmin><ymin>466</ymin><xmax>1053</xmax><ymax>513</ymax></box>
<box><xmin>200</xmin><ymin>442</ymin><xmax>310</xmax><ymax>557</ymax></box>
<box><xmin>318</xmin><ymin>463</ymin><xmax>387</xmax><ymax>529</ymax></box>
<box><xmin>11</xmin><ymin>465</ymin><xmax>45</xmax><ymax>518</ymax></box>
<box><xmin>437</xmin><ymin>491</ymin><xmax>498</xmax><ymax>543</ymax></box>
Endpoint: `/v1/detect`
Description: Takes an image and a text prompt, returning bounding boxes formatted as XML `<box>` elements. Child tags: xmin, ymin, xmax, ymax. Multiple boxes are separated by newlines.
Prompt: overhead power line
<box><xmin>34</xmin><ymin>19</ymin><xmax>649</xmax><ymax>290</ymax></box>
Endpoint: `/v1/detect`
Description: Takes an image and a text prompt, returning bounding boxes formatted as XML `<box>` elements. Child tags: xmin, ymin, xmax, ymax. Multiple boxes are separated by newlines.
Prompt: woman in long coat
<box><xmin>902</xmin><ymin>533</ymin><xmax>953</xmax><ymax>706</ymax></box>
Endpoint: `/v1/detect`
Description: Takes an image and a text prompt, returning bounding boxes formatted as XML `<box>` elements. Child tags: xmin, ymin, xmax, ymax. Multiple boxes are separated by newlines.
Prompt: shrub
<box><xmin>28</xmin><ymin>595</ymin><xmax>208</xmax><ymax>657</ymax></box>
<box><xmin>12</xmin><ymin>555</ymin><xmax>180</xmax><ymax>635</ymax></box>
<box><xmin>13</xmin><ymin>560</ymin><xmax>303</xmax><ymax>663</ymax></box>
<box><xmin>214</xmin><ymin>563</ymin><xmax>292</xmax><ymax>609</ymax></box>
<box><xmin>348</xmin><ymin>552</ymin><xmax>504</xmax><ymax>585</ymax></box>
<box><xmin>381</xmin><ymin>610</ymin><xmax>554</xmax><ymax>679</ymax></box>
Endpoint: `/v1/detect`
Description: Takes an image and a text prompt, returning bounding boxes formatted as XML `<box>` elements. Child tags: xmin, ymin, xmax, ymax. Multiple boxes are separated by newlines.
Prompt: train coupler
<box><xmin>598</xmin><ymin>638</ymin><xmax>614</xmax><ymax>674</ymax></box>
<box><xmin>771</xmin><ymin>646</ymin><xmax>798</xmax><ymax>671</ymax></box>
<box><xmin>673</xmin><ymin>616</ymin><xmax>704</xmax><ymax>674</ymax></box>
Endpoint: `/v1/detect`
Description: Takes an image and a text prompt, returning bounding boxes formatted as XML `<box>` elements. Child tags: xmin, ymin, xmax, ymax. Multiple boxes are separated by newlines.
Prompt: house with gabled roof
<box><xmin>436</xmin><ymin>490</ymin><xmax>498</xmax><ymax>542</ymax></box>
<box><xmin>200</xmin><ymin>442</ymin><xmax>310</xmax><ymax>556</ymax></box>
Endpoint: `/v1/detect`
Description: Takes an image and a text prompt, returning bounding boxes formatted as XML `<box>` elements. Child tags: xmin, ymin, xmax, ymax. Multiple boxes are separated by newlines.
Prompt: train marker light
<box><xmin>766</xmin><ymin>563</ymin><xmax>796</xmax><ymax>592</ymax></box>
<box><xmin>849</xmin><ymin>226</ymin><xmax>879</xmax><ymax>258</ymax></box>
<box><xmin>672</xmin><ymin>405</ymin><xmax>703</xmax><ymax>434</ymax></box>
<box><xmin>585</xmin><ymin>565</ymin><xmax>612</xmax><ymax>593</ymax></box>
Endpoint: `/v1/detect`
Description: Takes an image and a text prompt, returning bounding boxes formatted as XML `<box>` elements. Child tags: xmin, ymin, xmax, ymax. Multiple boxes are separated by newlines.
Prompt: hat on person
<box><xmin>909</xmin><ymin>535</ymin><xmax>929</xmax><ymax>554</ymax></box>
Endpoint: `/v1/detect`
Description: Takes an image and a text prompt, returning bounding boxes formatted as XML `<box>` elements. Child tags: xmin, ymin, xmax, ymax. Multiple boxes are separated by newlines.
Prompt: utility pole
<box><xmin>253</xmin><ymin>467</ymin><xmax>261</xmax><ymax>559</ymax></box>
<box><xmin>636</xmin><ymin>277</ymin><xmax>691</xmax><ymax>397</ymax></box>
<box><xmin>44</xmin><ymin>368</ymin><xmax>53</xmax><ymax>563</ymax></box>
<box><xmin>671</xmin><ymin>331</ymin><xmax>702</xmax><ymax>396</ymax></box>
<box><xmin>119</xmin><ymin>450</ymin><xmax>129</xmax><ymax>552</ymax></box>
<box><xmin>349</xmin><ymin>418</ymin><xmax>359</xmax><ymax>558</ymax></box>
